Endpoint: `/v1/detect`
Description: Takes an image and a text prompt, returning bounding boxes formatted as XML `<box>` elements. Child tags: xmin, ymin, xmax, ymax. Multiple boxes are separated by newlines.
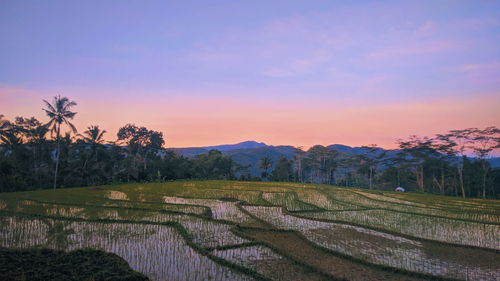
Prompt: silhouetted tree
<box><xmin>43</xmin><ymin>95</ymin><xmax>77</xmax><ymax>189</ymax></box>
<box><xmin>117</xmin><ymin>124</ymin><xmax>164</xmax><ymax>181</ymax></box>
<box><xmin>259</xmin><ymin>156</ymin><xmax>273</xmax><ymax>180</ymax></box>
<box><xmin>271</xmin><ymin>156</ymin><xmax>294</xmax><ymax>182</ymax></box>
<box><xmin>398</xmin><ymin>136</ymin><xmax>436</xmax><ymax>192</ymax></box>
<box><xmin>471</xmin><ymin>127</ymin><xmax>500</xmax><ymax>198</ymax></box>
<box><xmin>436</xmin><ymin>128</ymin><xmax>475</xmax><ymax>197</ymax></box>
<box><xmin>192</xmin><ymin>150</ymin><xmax>234</xmax><ymax>180</ymax></box>
<box><xmin>82</xmin><ymin>125</ymin><xmax>107</xmax><ymax>161</ymax></box>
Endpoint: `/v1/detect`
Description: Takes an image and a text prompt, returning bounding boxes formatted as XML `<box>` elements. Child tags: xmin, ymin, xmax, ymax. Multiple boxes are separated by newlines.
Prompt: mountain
<box><xmin>223</xmin><ymin>145</ymin><xmax>296</xmax><ymax>176</ymax></box>
<box><xmin>168</xmin><ymin>141</ymin><xmax>267</xmax><ymax>158</ymax></box>
<box><xmin>168</xmin><ymin>141</ymin><xmax>500</xmax><ymax>177</ymax></box>
<box><xmin>327</xmin><ymin>144</ymin><xmax>400</xmax><ymax>158</ymax></box>
<box><xmin>168</xmin><ymin>147</ymin><xmax>208</xmax><ymax>158</ymax></box>
<box><xmin>488</xmin><ymin>157</ymin><xmax>500</xmax><ymax>168</ymax></box>
<box><xmin>170</xmin><ymin>142</ymin><xmax>396</xmax><ymax>177</ymax></box>
<box><xmin>168</xmin><ymin>141</ymin><xmax>295</xmax><ymax>176</ymax></box>
<box><xmin>328</xmin><ymin>144</ymin><xmax>369</xmax><ymax>154</ymax></box>
<box><xmin>204</xmin><ymin>141</ymin><xmax>267</xmax><ymax>151</ymax></box>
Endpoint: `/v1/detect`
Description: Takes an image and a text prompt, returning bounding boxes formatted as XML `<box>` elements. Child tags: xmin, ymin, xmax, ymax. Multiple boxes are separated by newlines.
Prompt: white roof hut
<box><xmin>395</xmin><ymin>187</ymin><xmax>405</xmax><ymax>192</ymax></box>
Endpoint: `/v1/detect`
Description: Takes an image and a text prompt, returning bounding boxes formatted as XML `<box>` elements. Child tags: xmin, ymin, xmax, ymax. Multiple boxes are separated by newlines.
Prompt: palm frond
<box><xmin>42</xmin><ymin>99</ymin><xmax>57</xmax><ymax>113</ymax></box>
<box><xmin>62</xmin><ymin>100</ymin><xmax>77</xmax><ymax>112</ymax></box>
<box><xmin>64</xmin><ymin>111</ymin><xmax>77</xmax><ymax>119</ymax></box>
<box><xmin>64</xmin><ymin>120</ymin><xmax>78</xmax><ymax>133</ymax></box>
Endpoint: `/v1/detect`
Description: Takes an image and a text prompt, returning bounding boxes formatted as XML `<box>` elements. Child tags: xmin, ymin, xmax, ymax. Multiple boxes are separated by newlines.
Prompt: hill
<box><xmin>168</xmin><ymin>141</ymin><xmax>500</xmax><ymax>177</ymax></box>
<box><xmin>169</xmin><ymin>141</ymin><xmax>267</xmax><ymax>158</ymax></box>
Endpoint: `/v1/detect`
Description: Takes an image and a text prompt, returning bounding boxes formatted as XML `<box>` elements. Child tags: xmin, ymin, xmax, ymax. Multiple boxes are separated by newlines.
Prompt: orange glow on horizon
<box><xmin>1</xmin><ymin>86</ymin><xmax>499</xmax><ymax>150</ymax></box>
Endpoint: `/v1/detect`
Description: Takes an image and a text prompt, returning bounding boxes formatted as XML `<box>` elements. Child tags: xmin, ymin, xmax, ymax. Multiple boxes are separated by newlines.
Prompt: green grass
<box><xmin>0</xmin><ymin>180</ymin><xmax>499</xmax><ymax>281</ymax></box>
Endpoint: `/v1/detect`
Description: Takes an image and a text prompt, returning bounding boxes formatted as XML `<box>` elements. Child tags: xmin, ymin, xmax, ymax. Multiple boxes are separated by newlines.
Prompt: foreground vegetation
<box><xmin>1</xmin><ymin>181</ymin><xmax>498</xmax><ymax>281</ymax></box>
<box><xmin>0</xmin><ymin>247</ymin><xmax>149</xmax><ymax>281</ymax></box>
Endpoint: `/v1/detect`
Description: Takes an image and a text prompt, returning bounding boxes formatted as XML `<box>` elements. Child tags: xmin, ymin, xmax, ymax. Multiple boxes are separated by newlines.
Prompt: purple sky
<box><xmin>1</xmin><ymin>0</ymin><xmax>499</xmax><ymax>148</ymax></box>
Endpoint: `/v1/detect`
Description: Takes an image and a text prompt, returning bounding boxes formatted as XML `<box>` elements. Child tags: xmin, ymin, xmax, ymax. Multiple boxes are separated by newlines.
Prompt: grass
<box><xmin>0</xmin><ymin>180</ymin><xmax>499</xmax><ymax>281</ymax></box>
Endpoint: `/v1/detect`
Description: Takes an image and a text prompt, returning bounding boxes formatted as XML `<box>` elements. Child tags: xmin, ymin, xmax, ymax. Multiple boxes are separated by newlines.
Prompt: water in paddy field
<box><xmin>163</xmin><ymin>196</ymin><xmax>258</xmax><ymax>223</ymax></box>
<box><xmin>1</xmin><ymin>185</ymin><xmax>500</xmax><ymax>281</ymax></box>
<box><xmin>243</xmin><ymin>205</ymin><xmax>500</xmax><ymax>281</ymax></box>
<box><xmin>0</xmin><ymin>216</ymin><xmax>254</xmax><ymax>281</ymax></box>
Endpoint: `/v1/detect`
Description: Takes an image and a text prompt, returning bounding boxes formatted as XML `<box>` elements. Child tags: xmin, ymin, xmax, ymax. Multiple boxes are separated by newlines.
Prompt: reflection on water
<box><xmin>305</xmin><ymin>209</ymin><xmax>500</xmax><ymax>249</ymax></box>
<box><xmin>213</xmin><ymin>245</ymin><xmax>326</xmax><ymax>281</ymax></box>
<box><xmin>327</xmin><ymin>190</ymin><xmax>500</xmax><ymax>224</ymax></box>
<box><xmin>0</xmin><ymin>216</ymin><xmax>255</xmax><ymax>281</ymax></box>
<box><xmin>164</xmin><ymin>196</ymin><xmax>257</xmax><ymax>224</ymax></box>
<box><xmin>214</xmin><ymin>245</ymin><xmax>281</xmax><ymax>264</ymax></box>
<box><xmin>41</xmin><ymin>218</ymin><xmax>75</xmax><ymax>250</ymax></box>
<box><xmin>243</xmin><ymin>205</ymin><xmax>500</xmax><ymax>281</ymax></box>
<box><xmin>9</xmin><ymin>200</ymin><xmax>250</xmax><ymax>249</ymax></box>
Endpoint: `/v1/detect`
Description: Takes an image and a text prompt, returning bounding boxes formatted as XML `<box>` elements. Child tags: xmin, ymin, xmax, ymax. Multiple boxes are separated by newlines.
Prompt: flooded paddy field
<box><xmin>0</xmin><ymin>180</ymin><xmax>499</xmax><ymax>280</ymax></box>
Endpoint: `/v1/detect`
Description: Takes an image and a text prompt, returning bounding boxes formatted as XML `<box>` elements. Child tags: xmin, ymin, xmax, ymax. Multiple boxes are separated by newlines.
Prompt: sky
<box><xmin>1</xmin><ymin>0</ymin><xmax>499</xmax><ymax>149</ymax></box>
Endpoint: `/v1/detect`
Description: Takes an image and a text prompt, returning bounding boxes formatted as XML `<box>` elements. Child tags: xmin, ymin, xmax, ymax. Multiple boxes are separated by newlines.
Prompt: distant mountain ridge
<box><xmin>203</xmin><ymin>141</ymin><xmax>267</xmax><ymax>151</ymax></box>
<box><xmin>168</xmin><ymin>141</ymin><xmax>268</xmax><ymax>158</ymax></box>
<box><xmin>167</xmin><ymin>141</ymin><xmax>500</xmax><ymax>176</ymax></box>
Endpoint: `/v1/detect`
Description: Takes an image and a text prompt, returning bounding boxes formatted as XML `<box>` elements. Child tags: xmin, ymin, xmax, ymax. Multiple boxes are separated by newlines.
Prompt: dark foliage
<box><xmin>0</xmin><ymin>247</ymin><xmax>149</xmax><ymax>281</ymax></box>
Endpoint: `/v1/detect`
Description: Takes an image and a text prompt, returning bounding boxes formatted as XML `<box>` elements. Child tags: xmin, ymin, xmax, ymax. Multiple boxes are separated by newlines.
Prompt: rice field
<box><xmin>0</xmin><ymin>180</ymin><xmax>499</xmax><ymax>281</ymax></box>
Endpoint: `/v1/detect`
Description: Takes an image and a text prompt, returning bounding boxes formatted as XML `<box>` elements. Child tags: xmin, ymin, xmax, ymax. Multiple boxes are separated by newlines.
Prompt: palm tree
<box><xmin>41</xmin><ymin>218</ymin><xmax>76</xmax><ymax>250</ymax></box>
<box><xmin>0</xmin><ymin>115</ymin><xmax>11</xmax><ymax>145</ymax></box>
<box><xmin>0</xmin><ymin>114</ymin><xmax>8</xmax><ymax>130</ymax></box>
<box><xmin>82</xmin><ymin>125</ymin><xmax>106</xmax><ymax>160</ymax></box>
<box><xmin>259</xmin><ymin>156</ymin><xmax>273</xmax><ymax>180</ymax></box>
<box><xmin>0</xmin><ymin>115</ymin><xmax>20</xmax><ymax>150</ymax></box>
<box><xmin>83</xmin><ymin>125</ymin><xmax>106</xmax><ymax>144</ymax></box>
<box><xmin>43</xmin><ymin>95</ymin><xmax>77</xmax><ymax>189</ymax></box>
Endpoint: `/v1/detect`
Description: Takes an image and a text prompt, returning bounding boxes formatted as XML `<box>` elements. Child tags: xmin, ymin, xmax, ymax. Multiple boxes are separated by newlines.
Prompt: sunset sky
<box><xmin>1</xmin><ymin>0</ymin><xmax>499</xmax><ymax>149</ymax></box>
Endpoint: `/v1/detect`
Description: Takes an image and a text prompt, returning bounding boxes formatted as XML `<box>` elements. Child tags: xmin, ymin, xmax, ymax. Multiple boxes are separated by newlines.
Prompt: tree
<box><xmin>270</xmin><ymin>156</ymin><xmax>294</xmax><ymax>182</ymax></box>
<box><xmin>292</xmin><ymin>146</ymin><xmax>306</xmax><ymax>183</ymax></box>
<box><xmin>259</xmin><ymin>156</ymin><xmax>273</xmax><ymax>180</ymax></box>
<box><xmin>306</xmin><ymin>145</ymin><xmax>338</xmax><ymax>184</ymax></box>
<box><xmin>82</xmin><ymin>125</ymin><xmax>106</xmax><ymax>144</ymax></box>
<box><xmin>0</xmin><ymin>115</ymin><xmax>11</xmax><ymax>144</ymax></box>
<box><xmin>398</xmin><ymin>136</ymin><xmax>436</xmax><ymax>192</ymax></box>
<box><xmin>42</xmin><ymin>95</ymin><xmax>78</xmax><ymax>189</ymax></box>
<box><xmin>470</xmin><ymin>127</ymin><xmax>500</xmax><ymax>198</ymax></box>
<box><xmin>82</xmin><ymin>125</ymin><xmax>107</xmax><ymax>161</ymax></box>
<box><xmin>192</xmin><ymin>150</ymin><xmax>235</xmax><ymax>180</ymax></box>
<box><xmin>0</xmin><ymin>115</ymin><xmax>22</xmax><ymax>149</ymax></box>
<box><xmin>437</xmin><ymin>128</ymin><xmax>476</xmax><ymax>197</ymax></box>
<box><xmin>117</xmin><ymin>124</ymin><xmax>164</xmax><ymax>181</ymax></box>
<box><xmin>14</xmin><ymin>117</ymin><xmax>49</xmax><ymax>188</ymax></box>
<box><xmin>356</xmin><ymin>144</ymin><xmax>383</xmax><ymax>189</ymax></box>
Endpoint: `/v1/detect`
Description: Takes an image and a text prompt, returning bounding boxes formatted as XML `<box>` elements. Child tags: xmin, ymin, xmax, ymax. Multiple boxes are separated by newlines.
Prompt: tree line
<box><xmin>1</xmin><ymin>95</ymin><xmax>499</xmax><ymax>198</ymax></box>
<box><xmin>259</xmin><ymin>129</ymin><xmax>500</xmax><ymax>198</ymax></box>
<box><xmin>0</xmin><ymin>96</ymin><xmax>241</xmax><ymax>192</ymax></box>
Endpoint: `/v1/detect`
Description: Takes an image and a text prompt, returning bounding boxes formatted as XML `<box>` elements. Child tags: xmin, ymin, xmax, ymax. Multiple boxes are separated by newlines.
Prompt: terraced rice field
<box><xmin>0</xmin><ymin>181</ymin><xmax>499</xmax><ymax>281</ymax></box>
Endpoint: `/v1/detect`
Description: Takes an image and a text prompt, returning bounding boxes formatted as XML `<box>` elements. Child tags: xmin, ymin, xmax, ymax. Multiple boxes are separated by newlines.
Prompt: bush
<box><xmin>0</xmin><ymin>247</ymin><xmax>149</xmax><ymax>281</ymax></box>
